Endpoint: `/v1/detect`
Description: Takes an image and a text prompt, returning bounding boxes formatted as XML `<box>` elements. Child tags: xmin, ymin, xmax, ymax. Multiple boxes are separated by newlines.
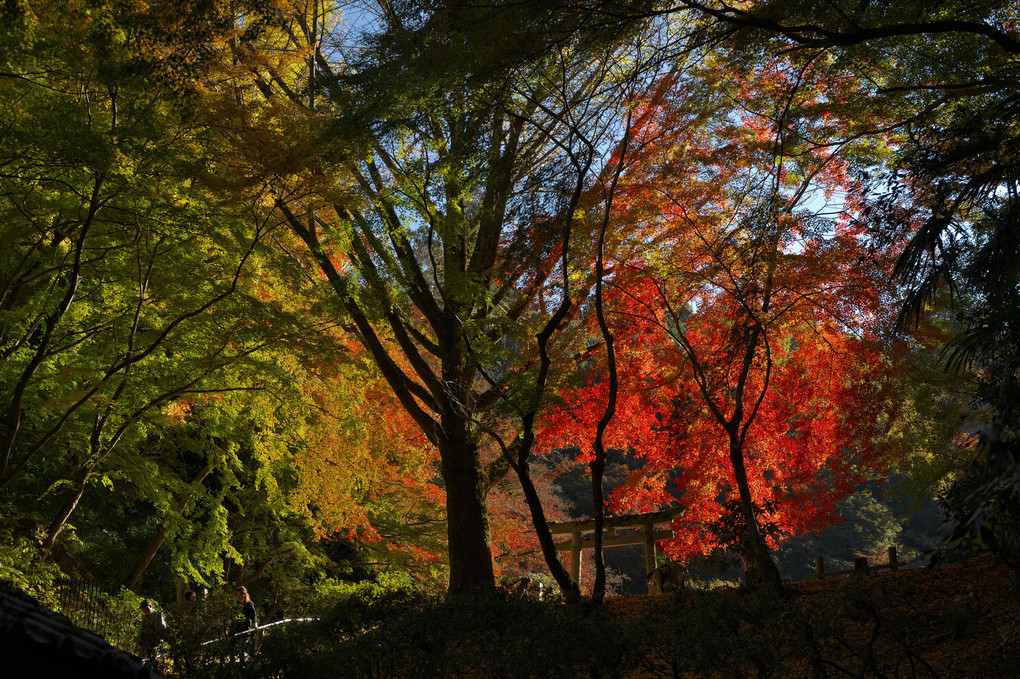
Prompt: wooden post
<box><xmin>853</xmin><ymin>556</ymin><xmax>869</xmax><ymax>575</ymax></box>
<box><xmin>644</xmin><ymin>522</ymin><xmax>657</xmax><ymax>594</ymax></box>
<box><xmin>570</xmin><ymin>531</ymin><xmax>583</xmax><ymax>586</ymax></box>
<box><xmin>815</xmin><ymin>556</ymin><xmax>824</xmax><ymax>579</ymax></box>
<box><xmin>888</xmin><ymin>546</ymin><xmax>898</xmax><ymax>572</ymax></box>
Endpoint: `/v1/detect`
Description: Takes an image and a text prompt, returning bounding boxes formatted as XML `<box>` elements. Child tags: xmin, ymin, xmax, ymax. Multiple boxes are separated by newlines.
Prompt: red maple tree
<box><xmin>539</xmin><ymin>60</ymin><xmax>905</xmax><ymax>587</ymax></box>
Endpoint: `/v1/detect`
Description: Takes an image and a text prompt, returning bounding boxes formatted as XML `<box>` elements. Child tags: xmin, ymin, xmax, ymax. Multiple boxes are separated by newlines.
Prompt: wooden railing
<box><xmin>810</xmin><ymin>546</ymin><xmax>907</xmax><ymax>579</ymax></box>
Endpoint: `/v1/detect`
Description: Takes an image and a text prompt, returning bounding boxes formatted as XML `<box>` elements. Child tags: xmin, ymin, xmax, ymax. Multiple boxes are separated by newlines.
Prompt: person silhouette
<box><xmin>235</xmin><ymin>586</ymin><xmax>257</xmax><ymax>630</ymax></box>
<box><xmin>135</xmin><ymin>599</ymin><xmax>166</xmax><ymax>662</ymax></box>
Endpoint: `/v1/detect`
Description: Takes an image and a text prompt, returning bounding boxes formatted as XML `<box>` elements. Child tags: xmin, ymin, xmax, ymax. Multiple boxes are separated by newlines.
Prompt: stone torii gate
<box><xmin>548</xmin><ymin>508</ymin><xmax>685</xmax><ymax>594</ymax></box>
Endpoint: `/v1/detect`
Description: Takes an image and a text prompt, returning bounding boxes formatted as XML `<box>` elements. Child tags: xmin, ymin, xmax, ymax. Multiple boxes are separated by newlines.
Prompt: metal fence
<box><xmin>56</xmin><ymin>577</ymin><xmax>115</xmax><ymax>638</ymax></box>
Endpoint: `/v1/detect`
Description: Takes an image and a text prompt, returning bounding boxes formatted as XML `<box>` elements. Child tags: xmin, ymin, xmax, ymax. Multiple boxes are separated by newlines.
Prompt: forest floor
<box><xmin>605</xmin><ymin>554</ymin><xmax>1019</xmax><ymax>678</ymax></box>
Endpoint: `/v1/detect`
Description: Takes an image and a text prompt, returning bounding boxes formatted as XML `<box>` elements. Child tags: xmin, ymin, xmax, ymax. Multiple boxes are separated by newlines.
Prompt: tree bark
<box><xmin>440</xmin><ymin>433</ymin><xmax>495</xmax><ymax>591</ymax></box>
<box><xmin>513</xmin><ymin>461</ymin><xmax>579</xmax><ymax>595</ymax></box>
<box><xmin>727</xmin><ymin>430</ymin><xmax>784</xmax><ymax>593</ymax></box>
<box><xmin>41</xmin><ymin>468</ymin><xmax>91</xmax><ymax>551</ymax></box>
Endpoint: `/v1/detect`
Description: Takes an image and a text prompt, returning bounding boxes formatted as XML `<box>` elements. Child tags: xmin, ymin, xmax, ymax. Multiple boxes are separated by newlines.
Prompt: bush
<box><xmin>319</xmin><ymin>588</ymin><xmax>635</xmax><ymax>679</ymax></box>
<box><xmin>166</xmin><ymin>573</ymin><xmax>428</xmax><ymax>679</ymax></box>
<box><xmin>213</xmin><ymin>584</ymin><xmax>639</xmax><ymax>679</ymax></box>
<box><xmin>630</xmin><ymin>587</ymin><xmax>796</xmax><ymax>678</ymax></box>
<box><xmin>158</xmin><ymin>571</ymin><xmax>1015</xmax><ymax>678</ymax></box>
<box><xmin>0</xmin><ymin>534</ymin><xmax>63</xmax><ymax>609</ymax></box>
<box><xmin>629</xmin><ymin>578</ymin><xmax>946</xmax><ymax>679</ymax></box>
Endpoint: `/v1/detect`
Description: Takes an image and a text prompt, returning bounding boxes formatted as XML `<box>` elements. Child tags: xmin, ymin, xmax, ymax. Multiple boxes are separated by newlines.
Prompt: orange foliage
<box><xmin>538</xmin><ymin>63</ymin><xmax>906</xmax><ymax>561</ymax></box>
<box><xmin>288</xmin><ymin>343</ymin><xmax>447</xmax><ymax>571</ymax></box>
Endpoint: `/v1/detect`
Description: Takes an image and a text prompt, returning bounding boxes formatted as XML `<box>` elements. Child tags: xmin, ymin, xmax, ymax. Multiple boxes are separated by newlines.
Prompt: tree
<box><xmin>0</xmin><ymin>2</ymin><xmax>427</xmax><ymax>605</ymax></box>
<box><xmin>197</xmin><ymin>0</ymin><xmax>678</xmax><ymax>592</ymax></box>
<box><xmin>540</xmin><ymin>53</ymin><xmax>903</xmax><ymax>590</ymax></box>
<box><xmin>0</xmin><ymin>0</ymin><xmax>290</xmax><ymax>545</ymax></box>
<box><xmin>664</xmin><ymin>0</ymin><xmax>1020</xmax><ymax>568</ymax></box>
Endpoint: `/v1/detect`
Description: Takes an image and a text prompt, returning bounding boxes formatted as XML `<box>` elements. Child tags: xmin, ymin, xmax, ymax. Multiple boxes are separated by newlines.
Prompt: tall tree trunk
<box><xmin>41</xmin><ymin>467</ymin><xmax>91</xmax><ymax>551</ymax></box>
<box><xmin>590</xmin><ymin>129</ymin><xmax>629</xmax><ymax>604</ymax></box>
<box><xmin>727</xmin><ymin>431</ymin><xmax>783</xmax><ymax>593</ymax></box>
<box><xmin>440</xmin><ymin>433</ymin><xmax>495</xmax><ymax>592</ymax></box>
<box><xmin>589</xmin><ymin>455</ymin><xmax>607</xmax><ymax>602</ymax></box>
<box><xmin>517</xmin><ymin>470</ymin><xmax>578</xmax><ymax>593</ymax></box>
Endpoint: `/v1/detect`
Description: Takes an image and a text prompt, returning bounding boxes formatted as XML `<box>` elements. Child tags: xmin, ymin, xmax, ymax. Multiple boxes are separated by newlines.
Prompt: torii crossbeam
<box><xmin>547</xmin><ymin>508</ymin><xmax>685</xmax><ymax>594</ymax></box>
